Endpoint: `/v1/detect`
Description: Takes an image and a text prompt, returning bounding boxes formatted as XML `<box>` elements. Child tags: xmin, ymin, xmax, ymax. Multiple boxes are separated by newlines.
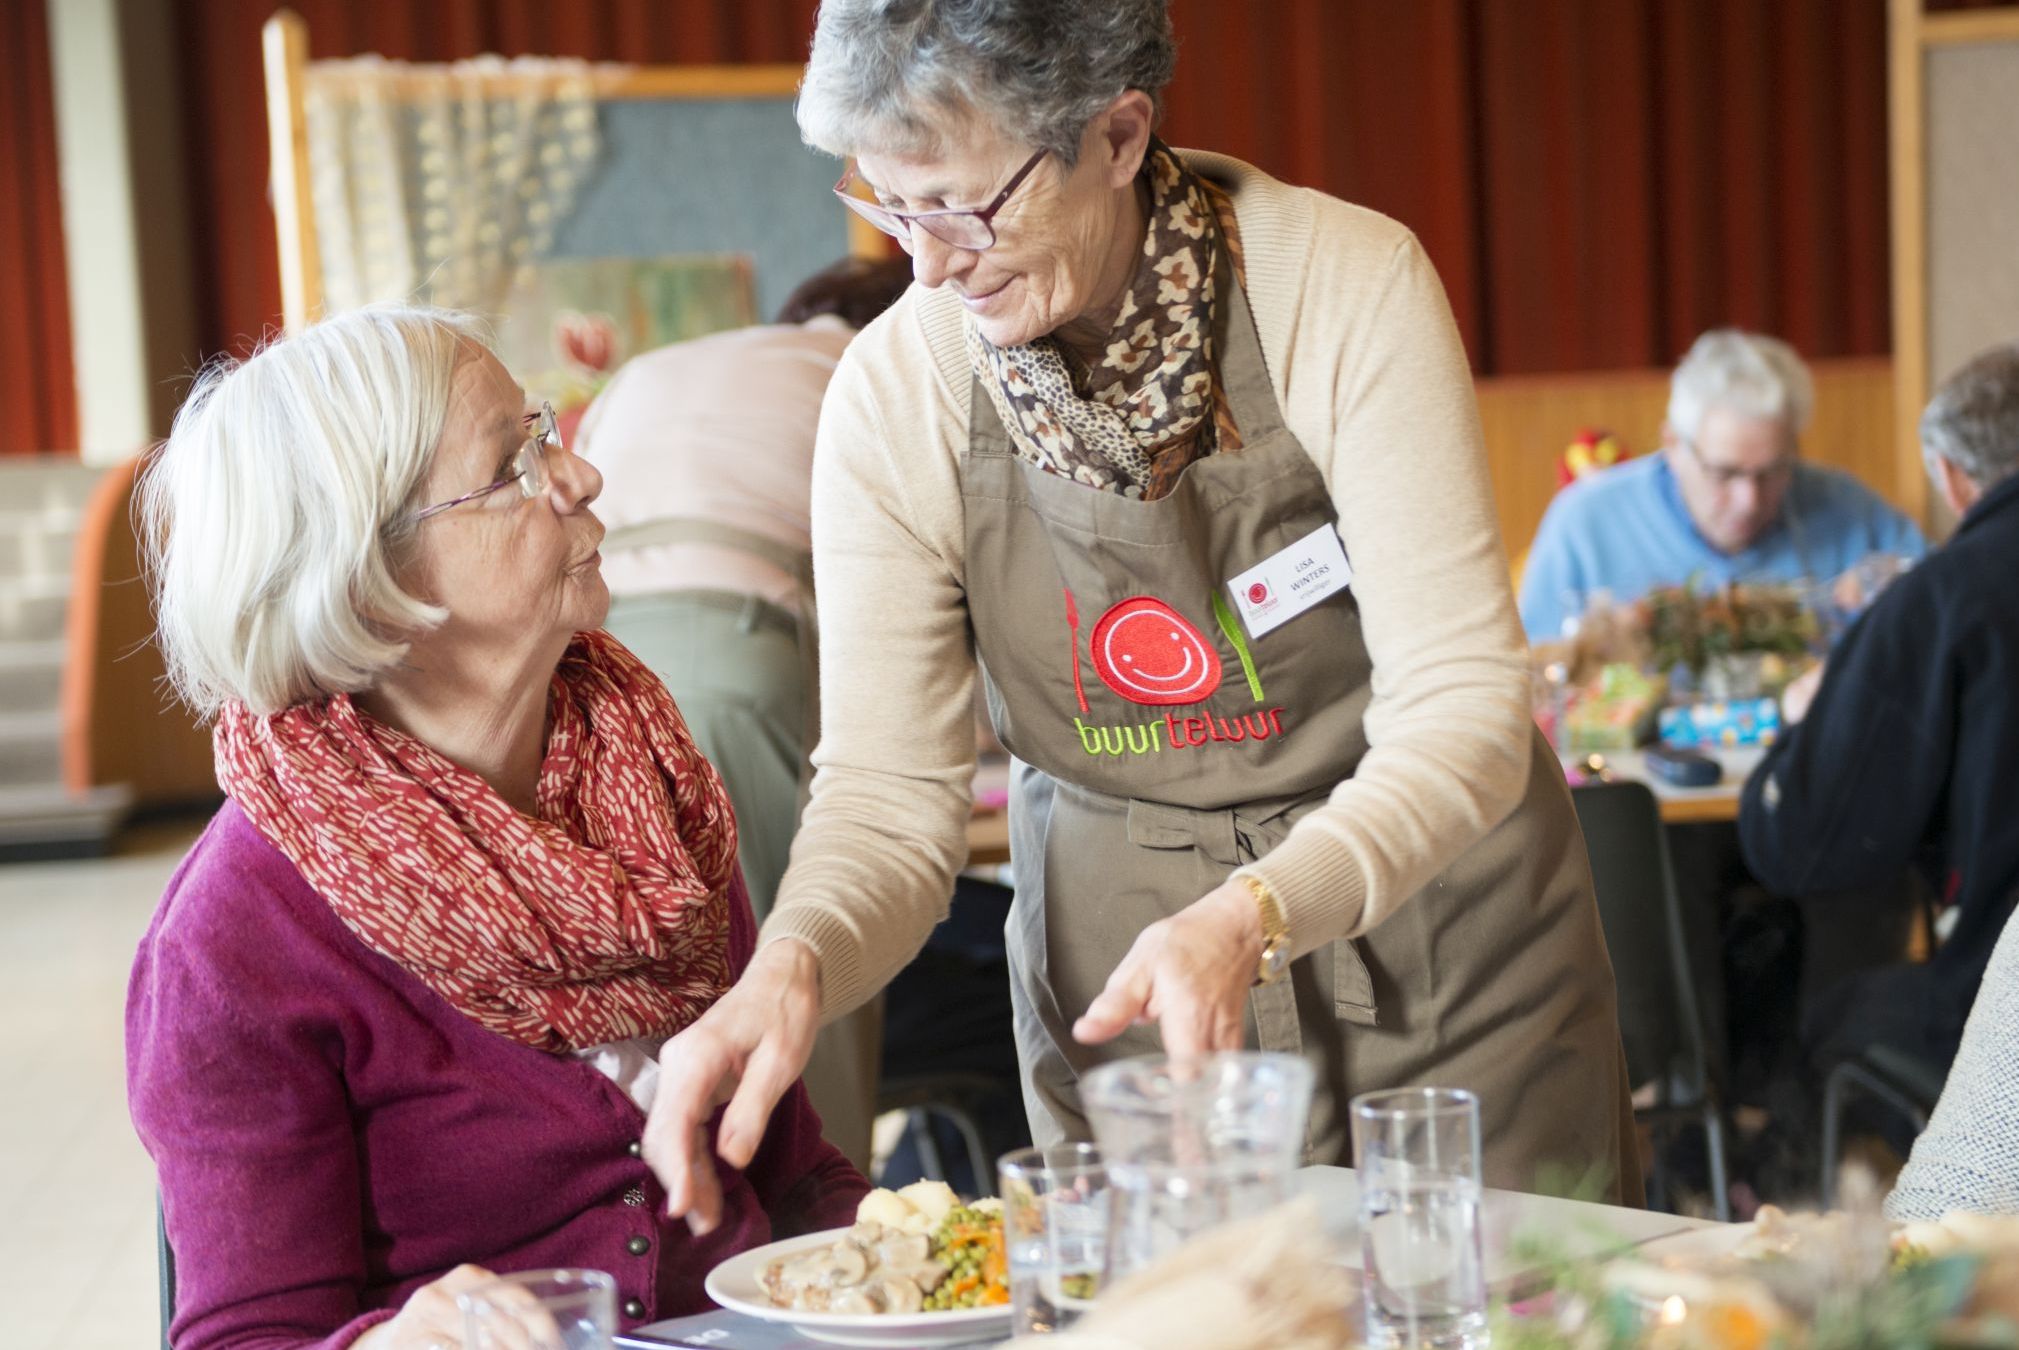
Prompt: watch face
<box><xmin>1259</xmin><ymin>940</ymin><xmax>1291</xmax><ymax>983</ymax></box>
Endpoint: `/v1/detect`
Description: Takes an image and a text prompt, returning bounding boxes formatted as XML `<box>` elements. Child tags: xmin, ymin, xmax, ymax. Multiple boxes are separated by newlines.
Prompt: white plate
<box><xmin>704</xmin><ymin>1228</ymin><xmax>1012</xmax><ymax>1347</ymax></box>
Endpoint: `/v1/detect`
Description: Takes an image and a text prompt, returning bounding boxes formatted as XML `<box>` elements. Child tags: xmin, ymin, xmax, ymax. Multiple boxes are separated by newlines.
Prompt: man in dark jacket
<box><xmin>1740</xmin><ymin>339</ymin><xmax>2019</xmax><ymax>1077</ymax></box>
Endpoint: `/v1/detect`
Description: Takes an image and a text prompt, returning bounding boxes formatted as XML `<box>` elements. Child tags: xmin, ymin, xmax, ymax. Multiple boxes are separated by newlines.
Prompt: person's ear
<box><xmin>1934</xmin><ymin>454</ymin><xmax>1981</xmax><ymax>518</ymax></box>
<box><xmin>1090</xmin><ymin>89</ymin><xmax>1156</xmax><ymax>191</ymax></box>
<box><xmin>1660</xmin><ymin>425</ymin><xmax>1686</xmax><ymax>467</ymax></box>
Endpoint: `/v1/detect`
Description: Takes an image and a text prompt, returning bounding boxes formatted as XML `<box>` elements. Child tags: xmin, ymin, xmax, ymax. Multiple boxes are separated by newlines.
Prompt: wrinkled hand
<box><xmin>353</xmin><ymin>1264</ymin><xmax>511</xmax><ymax>1349</ymax></box>
<box><xmin>1072</xmin><ymin>879</ymin><xmax>1264</xmax><ymax>1056</ymax></box>
<box><xmin>1780</xmin><ymin>661</ymin><xmax>1826</xmax><ymax>726</ymax></box>
<box><xmin>642</xmin><ymin>937</ymin><xmax>821</xmax><ymax>1236</ymax></box>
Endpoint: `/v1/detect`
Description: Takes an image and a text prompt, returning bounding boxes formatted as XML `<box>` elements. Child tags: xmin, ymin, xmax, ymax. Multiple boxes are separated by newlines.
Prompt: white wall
<box><xmin>47</xmin><ymin>0</ymin><xmax>199</xmax><ymax>465</ymax></box>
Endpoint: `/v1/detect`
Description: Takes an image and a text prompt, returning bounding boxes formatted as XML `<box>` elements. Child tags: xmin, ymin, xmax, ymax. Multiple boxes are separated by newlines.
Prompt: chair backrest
<box><xmin>59</xmin><ymin>454</ymin><xmax>217</xmax><ymax>807</ymax></box>
<box><xmin>1571</xmin><ymin>781</ymin><xmax>1712</xmax><ymax>1102</ymax></box>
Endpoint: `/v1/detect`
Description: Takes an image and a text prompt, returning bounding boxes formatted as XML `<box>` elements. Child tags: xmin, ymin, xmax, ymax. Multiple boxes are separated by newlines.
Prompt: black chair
<box><xmin>874</xmin><ymin>876</ymin><xmax>1030</xmax><ymax>1195</ymax></box>
<box><xmin>158</xmin><ymin>1193</ymin><xmax>175</xmax><ymax>1349</ymax></box>
<box><xmin>1572</xmin><ymin>781</ymin><xmax>1732</xmax><ymax>1220</ymax></box>
<box><xmin>1819</xmin><ymin>1042</ymin><xmax>1945</xmax><ymax>1207</ymax></box>
<box><xmin>874</xmin><ymin>1072</ymin><xmax>1002</xmax><ymax>1195</ymax></box>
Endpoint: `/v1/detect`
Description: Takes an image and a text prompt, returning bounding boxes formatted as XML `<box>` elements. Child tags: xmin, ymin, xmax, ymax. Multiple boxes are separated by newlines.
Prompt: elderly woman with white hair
<box><xmin>127</xmin><ymin>306</ymin><xmax>864</xmax><ymax>1349</ymax></box>
<box><xmin>644</xmin><ymin>0</ymin><xmax>1643</xmax><ymax>1228</ymax></box>
<box><xmin>1519</xmin><ymin>326</ymin><xmax>1926</xmax><ymax>641</ymax></box>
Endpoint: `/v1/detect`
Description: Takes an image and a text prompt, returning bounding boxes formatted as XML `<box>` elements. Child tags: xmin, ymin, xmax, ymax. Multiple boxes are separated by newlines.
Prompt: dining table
<box><xmin>965</xmin><ymin>806</ymin><xmax>1013</xmax><ymax>868</ymax></box>
<box><xmin>1561</xmin><ymin>744</ymin><xmax>1764</xmax><ymax>824</ymax></box>
<box><xmin>617</xmin><ymin>1166</ymin><xmax>1726</xmax><ymax>1347</ymax></box>
<box><xmin>966</xmin><ymin>756</ymin><xmax>1015</xmax><ymax>867</ymax></box>
<box><xmin>969</xmin><ymin>743</ymin><xmax>1769</xmax><ymax>863</ymax></box>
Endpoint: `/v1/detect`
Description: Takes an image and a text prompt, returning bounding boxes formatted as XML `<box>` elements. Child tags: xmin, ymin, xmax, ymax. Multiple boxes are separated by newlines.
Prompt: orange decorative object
<box><xmin>1558</xmin><ymin>427</ymin><xmax>1632</xmax><ymax>488</ymax></box>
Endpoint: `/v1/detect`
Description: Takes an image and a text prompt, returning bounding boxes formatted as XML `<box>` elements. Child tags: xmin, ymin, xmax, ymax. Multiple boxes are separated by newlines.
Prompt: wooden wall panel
<box><xmin>1477</xmin><ymin>358</ymin><xmax>1897</xmax><ymax>562</ymax></box>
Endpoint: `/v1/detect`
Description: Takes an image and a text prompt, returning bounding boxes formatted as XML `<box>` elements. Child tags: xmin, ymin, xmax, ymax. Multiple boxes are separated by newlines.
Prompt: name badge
<box><xmin>1226</xmin><ymin>525</ymin><xmax>1353</xmax><ymax>638</ymax></box>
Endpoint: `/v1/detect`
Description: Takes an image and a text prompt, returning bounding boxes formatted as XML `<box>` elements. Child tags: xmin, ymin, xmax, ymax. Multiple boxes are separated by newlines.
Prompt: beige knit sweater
<box><xmin>762</xmin><ymin>150</ymin><xmax>1534</xmax><ymax>1020</ymax></box>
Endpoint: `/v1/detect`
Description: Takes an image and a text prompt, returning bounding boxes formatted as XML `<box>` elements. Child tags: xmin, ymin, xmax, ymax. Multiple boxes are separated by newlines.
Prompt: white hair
<box><xmin>140</xmin><ymin>304</ymin><xmax>492</xmax><ymax>718</ymax></box>
<box><xmin>796</xmin><ymin>0</ymin><xmax>1176</xmax><ymax>164</ymax></box>
<box><xmin>1921</xmin><ymin>340</ymin><xmax>2019</xmax><ymax>490</ymax></box>
<box><xmin>1666</xmin><ymin>328</ymin><xmax>1815</xmax><ymax>447</ymax></box>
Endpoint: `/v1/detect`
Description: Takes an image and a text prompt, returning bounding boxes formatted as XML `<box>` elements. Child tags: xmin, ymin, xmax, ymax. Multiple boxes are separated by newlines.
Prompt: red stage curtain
<box><xmin>1158</xmin><ymin>0</ymin><xmax>1893</xmax><ymax>374</ymax></box>
<box><xmin>0</xmin><ymin>0</ymin><xmax>77</xmax><ymax>454</ymax></box>
<box><xmin>171</xmin><ymin>0</ymin><xmax>1912</xmax><ymax>377</ymax></box>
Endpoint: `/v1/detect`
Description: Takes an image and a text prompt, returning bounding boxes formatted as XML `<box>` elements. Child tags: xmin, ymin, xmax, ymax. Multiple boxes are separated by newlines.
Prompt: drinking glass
<box><xmin>1082</xmin><ymin>1052</ymin><xmax>1313</xmax><ymax>1285</ymax></box>
<box><xmin>1351</xmin><ymin>1088</ymin><xmax>1486</xmax><ymax>1350</ymax></box>
<box><xmin>999</xmin><ymin>1142</ymin><xmax>1108</xmax><ymax>1336</ymax></box>
<box><xmin>459</xmin><ymin>1268</ymin><xmax>617</xmax><ymax>1350</ymax></box>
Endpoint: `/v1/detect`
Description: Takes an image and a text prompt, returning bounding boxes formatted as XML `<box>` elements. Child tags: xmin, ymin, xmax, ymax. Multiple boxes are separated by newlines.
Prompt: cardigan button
<box><xmin>623</xmin><ymin>1298</ymin><xmax>647</xmax><ymax>1320</ymax></box>
<box><xmin>623</xmin><ymin>1186</ymin><xmax>647</xmax><ymax>1207</ymax></box>
<box><xmin>627</xmin><ymin>1235</ymin><xmax>651</xmax><ymax>1256</ymax></box>
<box><xmin>626</xmin><ymin>1139</ymin><xmax>643</xmax><ymax>1158</ymax></box>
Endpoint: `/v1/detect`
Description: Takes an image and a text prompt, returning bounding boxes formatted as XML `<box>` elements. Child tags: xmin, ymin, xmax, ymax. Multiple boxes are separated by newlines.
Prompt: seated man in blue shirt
<box><xmin>1520</xmin><ymin>329</ymin><xmax>1926</xmax><ymax>642</ymax></box>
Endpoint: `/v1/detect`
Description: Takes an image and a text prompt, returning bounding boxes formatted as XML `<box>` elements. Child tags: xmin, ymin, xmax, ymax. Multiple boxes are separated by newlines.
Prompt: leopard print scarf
<box><xmin>968</xmin><ymin>141</ymin><xmax>1247</xmax><ymax>501</ymax></box>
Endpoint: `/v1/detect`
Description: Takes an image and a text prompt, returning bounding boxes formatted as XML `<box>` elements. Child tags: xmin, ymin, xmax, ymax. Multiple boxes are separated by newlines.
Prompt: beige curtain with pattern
<box><xmin>302</xmin><ymin>55</ymin><xmax>601</xmax><ymax>317</ymax></box>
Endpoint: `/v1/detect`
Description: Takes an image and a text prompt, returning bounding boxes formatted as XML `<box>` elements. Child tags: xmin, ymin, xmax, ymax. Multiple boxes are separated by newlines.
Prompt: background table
<box><xmin>965</xmin><ymin>809</ymin><xmax>1012</xmax><ymax>867</ymax></box>
<box><xmin>1563</xmin><ymin>745</ymin><xmax>1764</xmax><ymax>824</ymax></box>
<box><xmin>973</xmin><ymin>743</ymin><xmax>1771</xmax><ymax>863</ymax></box>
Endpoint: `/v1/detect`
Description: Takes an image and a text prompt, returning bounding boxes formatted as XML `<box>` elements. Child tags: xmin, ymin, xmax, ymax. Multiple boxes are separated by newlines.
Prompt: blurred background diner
<box><xmin>4</xmin><ymin>1</ymin><xmax>2019</xmax><ymax>1347</ymax></box>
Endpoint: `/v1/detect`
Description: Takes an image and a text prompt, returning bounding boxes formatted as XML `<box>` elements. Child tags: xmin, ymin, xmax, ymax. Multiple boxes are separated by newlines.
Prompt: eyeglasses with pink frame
<box><xmin>410</xmin><ymin>402</ymin><xmax>560</xmax><ymax>524</ymax></box>
<box><xmin>833</xmin><ymin>148</ymin><xmax>1049</xmax><ymax>252</ymax></box>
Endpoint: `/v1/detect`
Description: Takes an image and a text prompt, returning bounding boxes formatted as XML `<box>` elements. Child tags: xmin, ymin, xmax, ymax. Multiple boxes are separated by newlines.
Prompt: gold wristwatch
<box><xmin>1240</xmin><ymin>873</ymin><xmax>1291</xmax><ymax>985</ymax></box>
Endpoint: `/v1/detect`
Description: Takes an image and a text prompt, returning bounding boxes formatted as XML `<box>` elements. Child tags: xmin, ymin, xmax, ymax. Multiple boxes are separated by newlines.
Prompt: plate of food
<box><xmin>705</xmin><ymin>1181</ymin><xmax>1013</xmax><ymax>1347</ymax></box>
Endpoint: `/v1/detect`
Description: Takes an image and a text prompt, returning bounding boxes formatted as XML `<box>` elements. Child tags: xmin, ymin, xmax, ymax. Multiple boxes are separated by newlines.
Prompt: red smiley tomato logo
<box><xmin>1089</xmin><ymin>596</ymin><xmax>1223</xmax><ymax>707</ymax></box>
<box><xmin>1247</xmin><ymin>582</ymin><xmax>1269</xmax><ymax>604</ymax></box>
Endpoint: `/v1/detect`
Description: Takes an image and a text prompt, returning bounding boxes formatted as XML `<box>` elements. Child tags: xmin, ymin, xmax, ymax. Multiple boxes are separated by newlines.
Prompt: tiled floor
<box><xmin>0</xmin><ymin>817</ymin><xmax>205</xmax><ymax>1350</ymax></box>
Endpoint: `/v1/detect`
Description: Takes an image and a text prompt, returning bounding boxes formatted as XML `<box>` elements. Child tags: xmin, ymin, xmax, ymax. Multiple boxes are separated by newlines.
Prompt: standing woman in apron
<box><xmin>644</xmin><ymin>0</ymin><xmax>1642</xmax><ymax>1230</ymax></box>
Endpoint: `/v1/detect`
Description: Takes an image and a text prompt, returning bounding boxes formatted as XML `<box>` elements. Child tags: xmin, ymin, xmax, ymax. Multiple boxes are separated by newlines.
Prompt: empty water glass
<box><xmin>1351</xmin><ymin>1088</ymin><xmax>1486</xmax><ymax>1350</ymax></box>
<box><xmin>459</xmin><ymin>1268</ymin><xmax>616</xmax><ymax>1350</ymax></box>
<box><xmin>999</xmin><ymin>1142</ymin><xmax>1108</xmax><ymax>1336</ymax></box>
<box><xmin>1083</xmin><ymin>1052</ymin><xmax>1314</xmax><ymax>1285</ymax></box>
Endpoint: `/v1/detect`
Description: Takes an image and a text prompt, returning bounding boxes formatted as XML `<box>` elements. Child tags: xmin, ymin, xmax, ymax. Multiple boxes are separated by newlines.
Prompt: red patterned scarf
<box><xmin>213</xmin><ymin>629</ymin><xmax>739</xmax><ymax>1054</ymax></box>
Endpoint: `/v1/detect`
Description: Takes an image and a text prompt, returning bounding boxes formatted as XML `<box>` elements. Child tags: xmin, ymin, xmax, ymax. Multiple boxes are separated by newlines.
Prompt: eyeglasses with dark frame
<box><xmin>410</xmin><ymin>402</ymin><xmax>560</xmax><ymax>524</ymax></box>
<box><xmin>833</xmin><ymin>148</ymin><xmax>1049</xmax><ymax>252</ymax></box>
<box><xmin>1680</xmin><ymin>436</ymin><xmax>1796</xmax><ymax>492</ymax></box>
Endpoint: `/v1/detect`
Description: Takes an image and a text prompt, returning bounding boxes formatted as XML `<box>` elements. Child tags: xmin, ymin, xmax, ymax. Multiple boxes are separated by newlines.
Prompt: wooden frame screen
<box><xmin>1889</xmin><ymin>0</ymin><xmax>2019</xmax><ymax>531</ymax></box>
<box><xmin>260</xmin><ymin>8</ymin><xmax>882</xmax><ymax>334</ymax></box>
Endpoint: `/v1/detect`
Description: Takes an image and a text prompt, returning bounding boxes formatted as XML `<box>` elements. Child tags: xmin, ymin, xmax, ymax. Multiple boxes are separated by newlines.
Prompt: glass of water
<box><xmin>1083</xmin><ymin>1052</ymin><xmax>1314</xmax><ymax>1286</ymax></box>
<box><xmin>1351</xmin><ymin>1088</ymin><xmax>1486</xmax><ymax>1350</ymax></box>
<box><xmin>459</xmin><ymin>1268</ymin><xmax>617</xmax><ymax>1349</ymax></box>
<box><xmin>999</xmin><ymin>1142</ymin><xmax>1108</xmax><ymax>1336</ymax></box>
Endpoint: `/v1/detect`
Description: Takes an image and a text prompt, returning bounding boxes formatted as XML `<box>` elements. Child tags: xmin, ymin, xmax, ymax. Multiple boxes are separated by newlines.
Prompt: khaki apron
<box><xmin>959</xmin><ymin>261</ymin><xmax>1642</xmax><ymax>1202</ymax></box>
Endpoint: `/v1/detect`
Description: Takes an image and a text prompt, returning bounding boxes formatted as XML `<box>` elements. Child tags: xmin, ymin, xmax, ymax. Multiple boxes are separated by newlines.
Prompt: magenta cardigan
<box><xmin>127</xmin><ymin>802</ymin><xmax>866</xmax><ymax>1349</ymax></box>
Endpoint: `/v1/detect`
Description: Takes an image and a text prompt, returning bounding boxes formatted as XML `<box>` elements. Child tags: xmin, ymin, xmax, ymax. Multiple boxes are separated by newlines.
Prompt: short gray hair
<box><xmin>1666</xmin><ymin>328</ymin><xmax>1815</xmax><ymax>447</ymax></box>
<box><xmin>796</xmin><ymin>0</ymin><xmax>1177</xmax><ymax>165</ymax></box>
<box><xmin>1921</xmin><ymin>340</ymin><xmax>2019</xmax><ymax>490</ymax></box>
<box><xmin>141</xmin><ymin>304</ymin><xmax>491</xmax><ymax>717</ymax></box>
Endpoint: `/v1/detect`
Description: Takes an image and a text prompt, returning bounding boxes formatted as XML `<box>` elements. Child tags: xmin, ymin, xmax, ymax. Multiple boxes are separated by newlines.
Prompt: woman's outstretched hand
<box><xmin>642</xmin><ymin>938</ymin><xmax>823</xmax><ymax>1235</ymax></box>
<box><xmin>1072</xmin><ymin>879</ymin><xmax>1263</xmax><ymax>1056</ymax></box>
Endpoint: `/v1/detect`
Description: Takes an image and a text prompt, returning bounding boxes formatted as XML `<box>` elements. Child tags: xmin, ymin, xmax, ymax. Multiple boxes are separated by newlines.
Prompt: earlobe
<box><xmin>1101</xmin><ymin>90</ymin><xmax>1156</xmax><ymax>187</ymax></box>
